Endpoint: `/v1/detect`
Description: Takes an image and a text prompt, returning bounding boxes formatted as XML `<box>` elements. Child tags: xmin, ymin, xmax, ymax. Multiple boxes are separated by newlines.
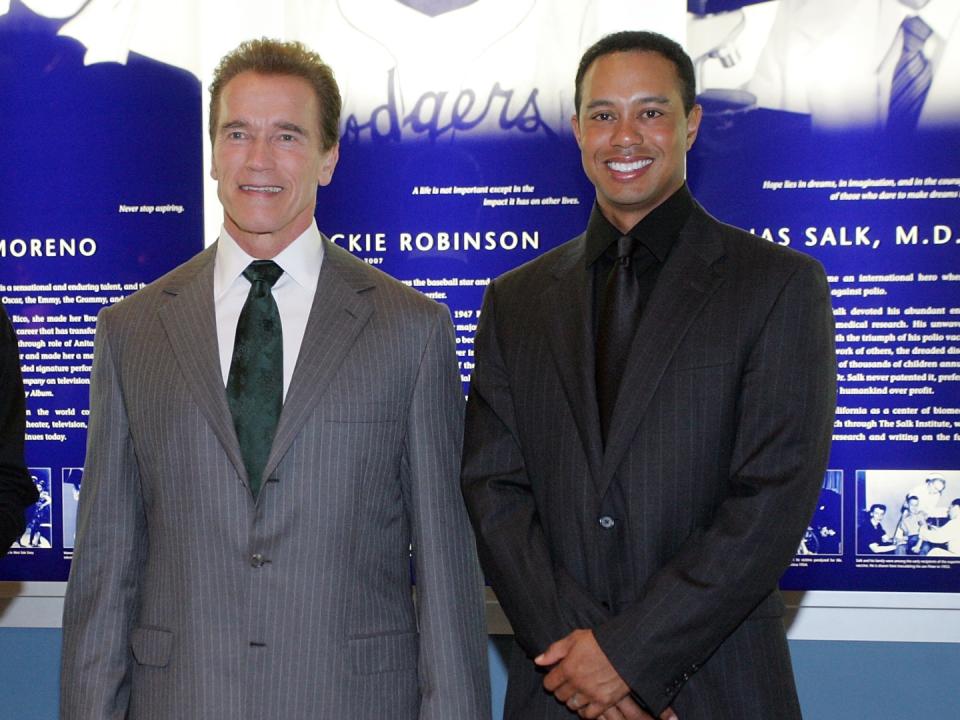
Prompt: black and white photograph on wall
<box><xmin>61</xmin><ymin>467</ymin><xmax>82</xmax><ymax>552</ymax></box>
<box><xmin>857</xmin><ymin>469</ymin><xmax>960</xmax><ymax>558</ymax></box>
<box><xmin>688</xmin><ymin>0</ymin><xmax>960</xmax><ymax>132</ymax></box>
<box><xmin>15</xmin><ymin>467</ymin><xmax>52</xmax><ymax>550</ymax></box>
<box><xmin>798</xmin><ymin>469</ymin><xmax>843</xmax><ymax>556</ymax></box>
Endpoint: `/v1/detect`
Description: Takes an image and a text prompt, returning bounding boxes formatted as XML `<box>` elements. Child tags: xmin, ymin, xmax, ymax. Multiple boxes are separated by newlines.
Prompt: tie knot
<box><xmin>902</xmin><ymin>15</ymin><xmax>932</xmax><ymax>53</ymax></box>
<box><xmin>616</xmin><ymin>235</ymin><xmax>636</xmax><ymax>265</ymax></box>
<box><xmin>243</xmin><ymin>260</ymin><xmax>283</xmax><ymax>288</ymax></box>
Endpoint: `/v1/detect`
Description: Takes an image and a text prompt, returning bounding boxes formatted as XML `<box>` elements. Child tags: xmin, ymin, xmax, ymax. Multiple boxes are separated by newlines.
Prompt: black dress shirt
<box><xmin>583</xmin><ymin>184</ymin><xmax>695</xmax><ymax>618</ymax></box>
<box><xmin>586</xmin><ymin>184</ymin><xmax>695</xmax><ymax>334</ymax></box>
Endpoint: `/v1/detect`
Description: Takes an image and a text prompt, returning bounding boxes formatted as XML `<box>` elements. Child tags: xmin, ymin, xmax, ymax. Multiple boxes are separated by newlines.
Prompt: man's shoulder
<box><xmin>101</xmin><ymin>245</ymin><xmax>214</xmax><ymax>323</ymax></box>
<box><xmin>691</xmin><ymin>205</ymin><xmax>826</xmax><ymax>278</ymax></box>
<box><xmin>490</xmin><ymin>232</ymin><xmax>585</xmax><ymax>297</ymax></box>
<box><xmin>322</xmin><ymin>238</ymin><xmax>445</xmax><ymax>319</ymax></box>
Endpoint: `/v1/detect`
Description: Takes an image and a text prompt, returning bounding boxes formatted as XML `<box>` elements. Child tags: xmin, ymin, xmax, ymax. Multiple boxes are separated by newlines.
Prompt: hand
<box><xmin>535</xmin><ymin>629</ymin><xmax>630</xmax><ymax>718</ymax></box>
<box><xmin>598</xmin><ymin>697</ymin><xmax>679</xmax><ymax>720</ymax></box>
<box><xmin>598</xmin><ymin>697</ymin><xmax>648</xmax><ymax>720</ymax></box>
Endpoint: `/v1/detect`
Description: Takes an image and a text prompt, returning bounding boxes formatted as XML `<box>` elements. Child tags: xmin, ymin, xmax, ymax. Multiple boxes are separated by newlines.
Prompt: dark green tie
<box><xmin>227</xmin><ymin>260</ymin><xmax>284</xmax><ymax>496</ymax></box>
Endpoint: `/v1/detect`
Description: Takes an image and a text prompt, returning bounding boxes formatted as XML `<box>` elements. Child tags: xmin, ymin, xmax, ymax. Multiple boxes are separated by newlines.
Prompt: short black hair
<box><xmin>574</xmin><ymin>31</ymin><xmax>696</xmax><ymax>115</ymax></box>
<box><xmin>869</xmin><ymin>503</ymin><xmax>887</xmax><ymax>514</ymax></box>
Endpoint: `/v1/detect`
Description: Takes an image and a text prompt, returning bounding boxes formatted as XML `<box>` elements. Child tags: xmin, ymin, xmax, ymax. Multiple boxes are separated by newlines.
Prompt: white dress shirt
<box><xmin>921</xmin><ymin>516</ymin><xmax>960</xmax><ymax>555</ymax></box>
<box><xmin>907</xmin><ymin>482</ymin><xmax>948</xmax><ymax>518</ymax></box>
<box><xmin>213</xmin><ymin>222</ymin><xmax>324</xmax><ymax>401</ymax></box>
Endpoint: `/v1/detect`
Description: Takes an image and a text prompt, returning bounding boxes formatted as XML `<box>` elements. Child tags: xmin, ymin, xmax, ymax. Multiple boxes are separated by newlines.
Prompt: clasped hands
<box><xmin>535</xmin><ymin>629</ymin><xmax>678</xmax><ymax>720</ymax></box>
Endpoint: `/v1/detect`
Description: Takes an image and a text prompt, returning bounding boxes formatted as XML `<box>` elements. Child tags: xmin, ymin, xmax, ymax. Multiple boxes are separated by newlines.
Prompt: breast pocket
<box><xmin>320</xmin><ymin>401</ymin><xmax>400</xmax><ymax>423</ymax></box>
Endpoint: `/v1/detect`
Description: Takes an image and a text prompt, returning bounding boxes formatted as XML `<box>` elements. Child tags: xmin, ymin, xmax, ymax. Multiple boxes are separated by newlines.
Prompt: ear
<box><xmin>210</xmin><ymin>146</ymin><xmax>220</xmax><ymax>181</ymax></box>
<box><xmin>685</xmin><ymin>104</ymin><xmax>703</xmax><ymax>150</ymax></box>
<box><xmin>570</xmin><ymin>113</ymin><xmax>583</xmax><ymax>148</ymax></box>
<box><xmin>317</xmin><ymin>142</ymin><xmax>340</xmax><ymax>187</ymax></box>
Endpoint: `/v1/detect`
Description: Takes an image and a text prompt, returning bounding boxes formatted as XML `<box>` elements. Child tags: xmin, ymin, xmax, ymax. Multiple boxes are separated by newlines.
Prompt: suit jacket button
<box><xmin>598</xmin><ymin>515</ymin><xmax>615</xmax><ymax>529</ymax></box>
<box><xmin>251</xmin><ymin>553</ymin><xmax>266</xmax><ymax>567</ymax></box>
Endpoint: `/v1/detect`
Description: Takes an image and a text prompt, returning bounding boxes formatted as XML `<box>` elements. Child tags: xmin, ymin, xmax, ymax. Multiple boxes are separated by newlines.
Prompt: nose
<box><xmin>245</xmin><ymin>135</ymin><xmax>274</xmax><ymax>171</ymax></box>
<box><xmin>611</xmin><ymin>115</ymin><xmax>643</xmax><ymax>148</ymax></box>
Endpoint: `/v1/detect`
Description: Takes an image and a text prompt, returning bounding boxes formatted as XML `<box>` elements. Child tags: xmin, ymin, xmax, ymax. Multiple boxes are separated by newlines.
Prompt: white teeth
<box><xmin>241</xmin><ymin>185</ymin><xmax>282</xmax><ymax>193</ymax></box>
<box><xmin>608</xmin><ymin>159</ymin><xmax>652</xmax><ymax>172</ymax></box>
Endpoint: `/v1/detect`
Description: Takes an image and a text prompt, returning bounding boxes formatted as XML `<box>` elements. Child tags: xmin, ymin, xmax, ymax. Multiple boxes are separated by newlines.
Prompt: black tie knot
<box><xmin>616</xmin><ymin>235</ymin><xmax>636</xmax><ymax>267</ymax></box>
<box><xmin>243</xmin><ymin>260</ymin><xmax>284</xmax><ymax>288</ymax></box>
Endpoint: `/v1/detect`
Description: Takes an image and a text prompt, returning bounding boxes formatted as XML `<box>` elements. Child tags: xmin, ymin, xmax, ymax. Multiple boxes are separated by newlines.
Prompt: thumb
<box><xmin>534</xmin><ymin>637</ymin><xmax>570</xmax><ymax>666</ymax></box>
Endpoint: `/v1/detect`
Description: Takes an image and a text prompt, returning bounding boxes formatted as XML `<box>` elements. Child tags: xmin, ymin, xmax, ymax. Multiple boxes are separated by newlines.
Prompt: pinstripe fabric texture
<box><xmin>61</xmin><ymin>239</ymin><xmax>490</xmax><ymax>720</ymax></box>
<box><xmin>462</xmin><ymin>204</ymin><xmax>836</xmax><ymax>719</ymax></box>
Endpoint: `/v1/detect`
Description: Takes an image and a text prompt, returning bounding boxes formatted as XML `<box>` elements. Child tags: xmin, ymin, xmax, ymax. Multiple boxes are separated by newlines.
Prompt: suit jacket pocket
<box><xmin>666</xmin><ymin>358</ymin><xmax>734</xmax><ymax>373</ymax></box>
<box><xmin>130</xmin><ymin>626</ymin><xmax>173</xmax><ymax>667</ymax></box>
<box><xmin>321</xmin><ymin>401</ymin><xmax>400</xmax><ymax>423</ymax></box>
<box><xmin>349</xmin><ymin>630</ymin><xmax>418</xmax><ymax>674</ymax></box>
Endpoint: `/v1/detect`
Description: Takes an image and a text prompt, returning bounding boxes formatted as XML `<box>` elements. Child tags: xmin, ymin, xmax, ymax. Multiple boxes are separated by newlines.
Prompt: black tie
<box><xmin>596</xmin><ymin>236</ymin><xmax>648</xmax><ymax>445</ymax></box>
<box><xmin>227</xmin><ymin>260</ymin><xmax>284</xmax><ymax>496</ymax></box>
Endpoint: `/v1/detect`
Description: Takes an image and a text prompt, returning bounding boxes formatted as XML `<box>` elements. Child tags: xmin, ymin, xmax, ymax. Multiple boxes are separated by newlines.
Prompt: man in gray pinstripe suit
<box><xmin>462</xmin><ymin>31</ymin><xmax>836</xmax><ymax>720</ymax></box>
<box><xmin>61</xmin><ymin>38</ymin><xmax>489</xmax><ymax>719</ymax></box>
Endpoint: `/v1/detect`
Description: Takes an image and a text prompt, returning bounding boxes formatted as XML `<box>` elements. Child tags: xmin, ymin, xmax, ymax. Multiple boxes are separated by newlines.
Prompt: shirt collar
<box><xmin>876</xmin><ymin>0</ymin><xmax>960</xmax><ymax>69</ymax></box>
<box><xmin>915</xmin><ymin>0</ymin><xmax>960</xmax><ymax>40</ymax></box>
<box><xmin>214</xmin><ymin>221</ymin><xmax>325</xmax><ymax>300</ymax></box>
<box><xmin>584</xmin><ymin>183</ymin><xmax>694</xmax><ymax>268</ymax></box>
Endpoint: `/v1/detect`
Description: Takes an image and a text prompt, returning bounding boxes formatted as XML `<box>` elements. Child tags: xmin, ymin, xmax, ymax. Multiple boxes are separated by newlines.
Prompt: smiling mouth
<box><xmin>607</xmin><ymin>159</ymin><xmax>653</xmax><ymax>173</ymax></box>
<box><xmin>240</xmin><ymin>185</ymin><xmax>282</xmax><ymax>193</ymax></box>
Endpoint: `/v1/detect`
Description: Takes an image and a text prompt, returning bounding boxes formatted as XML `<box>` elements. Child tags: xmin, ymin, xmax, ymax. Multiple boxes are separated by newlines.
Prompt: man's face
<box><xmin>908</xmin><ymin>498</ymin><xmax>919</xmax><ymax>513</ymax></box>
<box><xmin>572</xmin><ymin>50</ymin><xmax>701</xmax><ymax>233</ymax></box>
<box><xmin>871</xmin><ymin>507</ymin><xmax>885</xmax><ymax>524</ymax></box>
<box><xmin>930</xmin><ymin>479</ymin><xmax>946</xmax><ymax>493</ymax></box>
<box><xmin>211</xmin><ymin>71</ymin><xmax>338</xmax><ymax>257</ymax></box>
<box><xmin>950</xmin><ymin>504</ymin><xmax>960</xmax><ymax>520</ymax></box>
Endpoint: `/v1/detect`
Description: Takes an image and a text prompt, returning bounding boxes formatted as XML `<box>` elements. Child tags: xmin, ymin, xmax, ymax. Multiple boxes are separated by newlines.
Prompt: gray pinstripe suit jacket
<box><xmin>61</xmin><ymin>239</ymin><xmax>490</xmax><ymax>720</ymax></box>
<box><xmin>462</xmin><ymin>203</ymin><xmax>836</xmax><ymax>719</ymax></box>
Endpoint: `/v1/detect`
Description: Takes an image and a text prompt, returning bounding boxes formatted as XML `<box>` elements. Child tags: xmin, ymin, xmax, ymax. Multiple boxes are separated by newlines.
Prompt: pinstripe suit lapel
<box><xmin>599</xmin><ymin>209</ymin><xmax>726</xmax><ymax>493</ymax></box>
<box><xmin>541</xmin><ymin>235</ymin><xmax>604</xmax><ymax>488</ymax></box>
<box><xmin>157</xmin><ymin>244</ymin><xmax>248</xmax><ymax>484</ymax></box>
<box><xmin>263</xmin><ymin>238</ymin><xmax>374</xmax><ymax>480</ymax></box>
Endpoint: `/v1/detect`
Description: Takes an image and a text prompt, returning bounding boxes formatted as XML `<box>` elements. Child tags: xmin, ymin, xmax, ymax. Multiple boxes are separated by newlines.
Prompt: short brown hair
<box><xmin>209</xmin><ymin>38</ymin><xmax>341</xmax><ymax>150</ymax></box>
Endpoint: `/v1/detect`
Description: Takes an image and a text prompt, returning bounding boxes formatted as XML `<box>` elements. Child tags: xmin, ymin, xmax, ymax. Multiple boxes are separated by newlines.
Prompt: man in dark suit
<box><xmin>462</xmin><ymin>31</ymin><xmax>836</xmax><ymax>720</ymax></box>
<box><xmin>0</xmin><ymin>302</ymin><xmax>39</xmax><ymax>556</ymax></box>
<box><xmin>61</xmin><ymin>39</ymin><xmax>489</xmax><ymax>719</ymax></box>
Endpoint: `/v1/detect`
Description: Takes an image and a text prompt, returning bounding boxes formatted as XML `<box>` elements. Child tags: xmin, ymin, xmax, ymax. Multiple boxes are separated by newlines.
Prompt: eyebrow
<box><xmin>275</xmin><ymin>121</ymin><xmax>308</xmax><ymax>136</ymax></box>
<box><xmin>585</xmin><ymin>95</ymin><xmax>672</xmax><ymax>110</ymax></box>
<box><xmin>219</xmin><ymin>120</ymin><xmax>309</xmax><ymax>135</ymax></box>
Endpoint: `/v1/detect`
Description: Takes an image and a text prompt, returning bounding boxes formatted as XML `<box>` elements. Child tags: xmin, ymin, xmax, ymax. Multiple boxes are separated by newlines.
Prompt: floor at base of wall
<box><xmin>4</xmin><ymin>630</ymin><xmax>958</xmax><ymax>719</ymax></box>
